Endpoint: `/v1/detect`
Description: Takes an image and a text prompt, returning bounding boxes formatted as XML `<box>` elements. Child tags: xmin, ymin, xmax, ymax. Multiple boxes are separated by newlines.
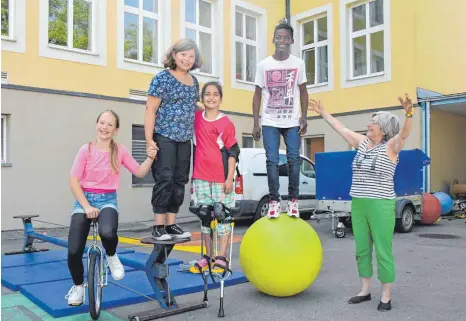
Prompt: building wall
<box><xmin>414</xmin><ymin>0</ymin><xmax>466</xmax><ymax>95</ymax></box>
<box><xmin>0</xmin><ymin>87</ymin><xmax>255</xmax><ymax>230</ymax></box>
<box><xmin>1</xmin><ymin>0</ymin><xmax>285</xmax><ymax>115</ymax></box>
<box><xmin>430</xmin><ymin>110</ymin><xmax>466</xmax><ymax>193</ymax></box>
<box><xmin>303</xmin><ymin>107</ymin><xmax>422</xmax><ymax>152</ymax></box>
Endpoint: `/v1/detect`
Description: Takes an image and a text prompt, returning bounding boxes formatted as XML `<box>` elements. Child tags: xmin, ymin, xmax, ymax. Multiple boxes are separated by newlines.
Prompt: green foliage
<box><xmin>1</xmin><ymin>0</ymin><xmax>9</xmax><ymax>37</ymax></box>
<box><xmin>48</xmin><ymin>0</ymin><xmax>90</xmax><ymax>50</ymax></box>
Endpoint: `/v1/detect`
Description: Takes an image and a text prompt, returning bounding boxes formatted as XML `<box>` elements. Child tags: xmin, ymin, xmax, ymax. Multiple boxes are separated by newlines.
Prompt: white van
<box><xmin>190</xmin><ymin>148</ymin><xmax>316</xmax><ymax>221</ymax></box>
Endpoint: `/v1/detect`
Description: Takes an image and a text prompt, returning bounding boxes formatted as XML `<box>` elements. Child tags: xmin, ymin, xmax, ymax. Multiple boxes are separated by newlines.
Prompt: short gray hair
<box><xmin>163</xmin><ymin>38</ymin><xmax>202</xmax><ymax>70</ymax></box>
<box><xmin>372</xmin><ymin>111</ymin><xmax>400</xmax><ymax>142</ymax></box>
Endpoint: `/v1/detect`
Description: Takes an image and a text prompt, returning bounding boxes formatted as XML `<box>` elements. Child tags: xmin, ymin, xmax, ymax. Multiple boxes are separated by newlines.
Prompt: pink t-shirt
<box><xmin>70</xmin><ymin>143</ymin><xmax>140</xmax><ymax>191</ymax></box>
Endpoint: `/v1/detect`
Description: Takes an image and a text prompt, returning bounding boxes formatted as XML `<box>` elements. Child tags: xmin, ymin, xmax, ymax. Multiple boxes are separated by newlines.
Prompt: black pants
<box><xmin>151</xmin><ymin>133</ymin><xmax>191</xmax><ymax>214</ymax></box>
<box><xmin>67</xmin><ymin>208</ymin><xmax>118</xmax><ymax>285</ymax></box>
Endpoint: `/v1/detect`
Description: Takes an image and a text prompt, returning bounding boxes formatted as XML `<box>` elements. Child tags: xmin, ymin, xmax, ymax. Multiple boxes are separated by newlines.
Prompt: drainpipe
<box><xmin>425</xmin><ymin>101</ymin><xmax>431</xmax><ymax>193</ymax></box>
<box><xmin>286</xmin><ymin>0</ymin><xmax>290</xmax><ymax>23</ymax></box>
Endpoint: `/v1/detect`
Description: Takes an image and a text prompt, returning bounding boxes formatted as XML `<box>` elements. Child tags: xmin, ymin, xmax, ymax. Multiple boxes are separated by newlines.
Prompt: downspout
<box><xmin>286</xmin><ymin>0</ymin><xmax>290</xmax><ymax>23</ymax></box>
<box><xmin>421</xmin><ymin>102</ymin><xmax>426</xmax><ymax>192</ymax></box>
<box><xmin>426</xmin><ymin>101</ymin><xmax>431</xmax><ymax>193</ymax></box>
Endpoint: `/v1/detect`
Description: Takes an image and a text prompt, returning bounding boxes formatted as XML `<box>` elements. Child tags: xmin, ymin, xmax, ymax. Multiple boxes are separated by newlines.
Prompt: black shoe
<box><xmin>348</xmin><ymin>293</ymin><xmax>371</xmax><ymax>304</ymax></box>
<box><xmin>378</xmin><ymin>300</ymin><xmax>392</xmax><ymax>311</ymax></box>
<box><xmin>151</xmin><ymin>225</ymin><xmax>172</xmax><ymax>241</ymax></box>
<box><xmin>165</xmin><ymin>224</ymin><xmax>191</xmax><ymax>239</ymax></box>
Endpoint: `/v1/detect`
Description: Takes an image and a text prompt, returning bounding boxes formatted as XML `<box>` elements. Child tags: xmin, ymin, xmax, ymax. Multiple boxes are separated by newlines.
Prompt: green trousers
<box><xmin>352</xmin><ymin>197</ymin><xmax>396</xmax><ymax>283</ymax></box>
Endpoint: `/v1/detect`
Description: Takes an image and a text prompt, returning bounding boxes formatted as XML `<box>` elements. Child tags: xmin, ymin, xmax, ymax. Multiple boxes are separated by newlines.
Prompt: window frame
<box><xmin>291</xmin><ymin>4</ymin><xmax>333</xmax><ymax>94</ymax></box>
<box><xmin>39</xmin><ymin>0</ymin><xmax>107</xmax><ymax>65</ymax></box>
<box><xmin>1</xmin><ymin>0</ymin><xmax>26</xmax><ymax>54</ymax></box>
<box><xmin>1</xmin><ymin>114</ymin><xmax>8</xmax><ymax>164</ymax></box>
<box><xmin>340</xmin><ymin>0</ymin><xmax>391</xmax><ymax>88</ymax></box>
<box><xmin>117</xmin><ymin>0</ymin><xmax>171</xmax><ymax>74</ymax></box>
<box><xmin>230</xmin><ymin>0</ymin><xmax>267</xmax><ymax>92</ymax></box>
<box><xmin>241</xmin><ymin>134</ymin><xmax>256</xmax><ymax>148</ymax></box>
<box><xmin>180</xmin><ymin>0</ymin><xmax>224</xmax><ymax>84</ymax></box>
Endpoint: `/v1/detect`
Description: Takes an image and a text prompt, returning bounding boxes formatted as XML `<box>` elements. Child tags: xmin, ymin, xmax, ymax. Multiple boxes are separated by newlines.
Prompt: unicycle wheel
<box><xmin>88</xmin><ymin>251</ymin><xmax>103</xmax><ymax>320</ymax></box>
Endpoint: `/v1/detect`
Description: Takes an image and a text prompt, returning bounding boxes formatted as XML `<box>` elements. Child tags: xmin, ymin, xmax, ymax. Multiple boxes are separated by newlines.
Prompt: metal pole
<box><xmin>286</xmin><ymin>0</ymin><xmax>290</xmax><ymax>23</ymax></box>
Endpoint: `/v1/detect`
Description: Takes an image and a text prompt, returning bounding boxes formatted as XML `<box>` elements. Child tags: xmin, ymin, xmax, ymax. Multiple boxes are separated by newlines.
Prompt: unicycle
<box><xmin>86</xmin><ymin>219</ymin><xmax>108</xmax><ymax>320</ymax></box>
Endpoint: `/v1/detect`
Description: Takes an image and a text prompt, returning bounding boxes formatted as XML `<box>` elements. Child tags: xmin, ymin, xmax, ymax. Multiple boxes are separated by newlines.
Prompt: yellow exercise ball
<box><xmin>239</xmin><ymin>215</ymin><xmax>323</xmax><ymax>297</ymax></box>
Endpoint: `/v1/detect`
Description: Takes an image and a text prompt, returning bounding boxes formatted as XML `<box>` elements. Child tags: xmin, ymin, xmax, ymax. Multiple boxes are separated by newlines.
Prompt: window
<box><xmin>1</xmin><ymin>115</ymin><xmax>8</xmax><ymax>164</ymax></box>
<box><xmin>340</xmin><ymin>0</ymin><xmax>391</xmax><ymax>88</ymax></box>
<box><xmin>184</xmin><ymin>0</ymin><xmax>213</xmax><ymax>74</ymax></box>
<box><xmin>303</xmin><ymin>136</ymin><xmax>324</xmax><ymax>162</ymax></box>
<box><xmin>117</xmin><ymin>0</ymin><xmax>170</xmax><ymax>74</ymax></box>
<box><xmin>291</xmin><ymin>4</ymin><xmax>333</xmax><ymax>94</ymax></box>
<box><xmin>235</xmin><ymin>11</ymin><xmax>257</xmax><ymax>83</ymax></box>
<box><xmin>301</xmin><ymin>16</ymin><xmax>328</xmax><ymax>86</ymax></box>
<box><xmin>1</xmin><ymin>0</ymin><xmax>26</xmax><ymax>53</ymax></box>
<box><xmin>48</xmin><ymin>0</ymin><xmax>94</xmax><ymax>51</ymax></box>
<box><xmin>39</xmin><ymin>0</ymin><xmax>106</xmax><ymax>65</ymax></box>
<box><xmin>124</xmin><ymin>0</ymin><xmax>159</xmax><ymax>64</ymax></box>
<box><xmin>132</xmin><ymin>125</ymin><xmax>154</xmax><ymax>185</ymax></box>
<box><xmin>180</xmin><ymin>0</ymin><xmax>224</xmax><ymax>83</ymax></box>
<box><xmin>231</xmin><ymin>0</ymin><xmax>266</xmax><ymax>91</ymax></box>
<box><xmin>300</xmin><ymin>158</ymin><xmax>315</xmax><ymax>178</ymax></box>
<box><xmin>242</xmin><ymin>134</ymin><xmax>255</xmax><ymax>148</ymax></box>
<box><xmin>1</xmin><ymin>0</ymin><xmax>11</xmax><ymax>38</ymax></box>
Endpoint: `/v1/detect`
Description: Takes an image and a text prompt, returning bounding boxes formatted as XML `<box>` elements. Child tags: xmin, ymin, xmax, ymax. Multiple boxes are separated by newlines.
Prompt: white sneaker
<box><xmin>65</xmin><ymin>285</ymin><xmax>85</xmax><ymax>306</ymax></box>
<box><xmin>266</xmin><ymin>200</ymin><xmax>281</xmax><ymax>219</ymax></box>
<box><xmin>287</xmin><ymin>198</ymin><xmax>299</xmax><ymax>218</ymax></box>
<box><xmin>107</xmin><ymin>254</ymin><xmax>125</xmax><ymax>281</ymax></box>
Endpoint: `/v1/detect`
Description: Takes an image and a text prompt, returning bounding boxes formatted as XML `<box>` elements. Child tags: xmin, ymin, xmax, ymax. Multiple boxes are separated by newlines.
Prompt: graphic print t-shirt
<box><xmin>192</xmin><ymin>111</ymin><xmax>238</xmax><ymax>183</ymax></box>
<box><xmin>254</xmin><ymin>55</ymin><xmax>307</xmax><ymax>128</ymax></box>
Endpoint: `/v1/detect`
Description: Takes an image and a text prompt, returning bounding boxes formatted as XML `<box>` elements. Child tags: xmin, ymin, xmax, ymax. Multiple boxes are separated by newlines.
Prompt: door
<box><xmin>304</xmin><ymin>137</ymin><xmax>324</xmax><ymax>162</ymax></box>
<box><xmin>299</xmin><ymin>157</ymin><xmax>316</xmax><ymax>210</ymax></box>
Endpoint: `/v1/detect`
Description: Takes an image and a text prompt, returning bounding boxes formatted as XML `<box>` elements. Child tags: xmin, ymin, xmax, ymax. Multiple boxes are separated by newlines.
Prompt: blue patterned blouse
<box><xmin>147</xmin><ymin>69</ymin><xmax>200</xmax><ymax>142</ymax></box>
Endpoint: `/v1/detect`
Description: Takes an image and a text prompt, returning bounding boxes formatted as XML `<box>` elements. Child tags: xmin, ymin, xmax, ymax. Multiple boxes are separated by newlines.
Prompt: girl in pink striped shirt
<box><xmin>65</xmin><ymin>110</ymin><xmax>156</xmax><ymax>306</ymax></box>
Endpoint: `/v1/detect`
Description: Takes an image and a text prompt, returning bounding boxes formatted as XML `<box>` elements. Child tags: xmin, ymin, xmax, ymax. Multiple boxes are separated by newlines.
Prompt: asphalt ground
<box><xmin>2</xmin><ymin>216</ymin><xmax>466</xmax><ymax>321</ymax></box>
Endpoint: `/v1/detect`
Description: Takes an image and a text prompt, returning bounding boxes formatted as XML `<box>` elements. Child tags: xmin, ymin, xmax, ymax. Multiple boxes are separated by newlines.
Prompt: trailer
<box><xmin>311</xmin><ymin>149</ymin><xmax>431</xmax><ymax>238</ymax></box>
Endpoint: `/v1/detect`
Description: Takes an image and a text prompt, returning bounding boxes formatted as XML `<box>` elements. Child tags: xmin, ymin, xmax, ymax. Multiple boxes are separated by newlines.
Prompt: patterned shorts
<box><xmin>193</xmin><ymin>179</ymin><xmax>234</xmax><ymax>236</ymax></box>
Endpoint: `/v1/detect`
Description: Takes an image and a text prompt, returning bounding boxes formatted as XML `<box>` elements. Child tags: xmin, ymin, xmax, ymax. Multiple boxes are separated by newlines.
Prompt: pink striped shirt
<box><xmin>70</xmin><ymin>143</ymin><xmax>140</xmax><ymax>191</ymax></box>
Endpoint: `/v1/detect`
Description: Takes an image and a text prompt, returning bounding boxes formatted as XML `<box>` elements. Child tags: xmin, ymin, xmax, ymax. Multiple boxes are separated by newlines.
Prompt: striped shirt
<box><xmin>349</xmin><ymin>139</ymin><xmax>398</xmax><ymax>199</ymax></box>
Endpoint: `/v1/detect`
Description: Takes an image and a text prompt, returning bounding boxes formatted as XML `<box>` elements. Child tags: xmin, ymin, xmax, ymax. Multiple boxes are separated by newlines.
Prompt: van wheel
<box><xmin>253</xmin><ymin>197</ymin><xmax>269</xmax><ymax>221</ymax></box>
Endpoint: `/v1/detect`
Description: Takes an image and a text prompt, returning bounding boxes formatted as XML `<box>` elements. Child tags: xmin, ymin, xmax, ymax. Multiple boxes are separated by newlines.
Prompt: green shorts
<box><xmin>193</xmin><ymin>179</ymin><xmax>234</xmax><ymax>236</ymax></box>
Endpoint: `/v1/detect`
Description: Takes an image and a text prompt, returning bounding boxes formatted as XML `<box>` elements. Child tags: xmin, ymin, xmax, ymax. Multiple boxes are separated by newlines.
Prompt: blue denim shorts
<box><xmin>72</xmin><ymin>192</ymin><xmax>119</xmax><ymax>215</ymax></box>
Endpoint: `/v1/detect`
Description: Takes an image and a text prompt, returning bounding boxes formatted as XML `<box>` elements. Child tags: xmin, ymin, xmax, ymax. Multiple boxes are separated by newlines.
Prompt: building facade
<box><xmin>2</xmin><ymin>0</ymin><xmax>465</xmax><ymax>230</ymax></box>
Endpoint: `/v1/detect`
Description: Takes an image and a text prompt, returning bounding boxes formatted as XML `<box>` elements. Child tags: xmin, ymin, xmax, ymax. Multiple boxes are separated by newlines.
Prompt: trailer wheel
<box><xmin>396</xmin><ymin>205</ymin><xmax>414</xmax><ymax>233</ymax></box>
<box><xmin>335</xmin><ymin>228</ymin><xmax>346</xmax><ymax>238</ymax></box>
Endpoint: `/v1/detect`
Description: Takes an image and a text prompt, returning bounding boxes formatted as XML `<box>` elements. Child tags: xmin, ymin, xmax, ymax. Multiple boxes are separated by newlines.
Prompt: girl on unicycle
<box><xmin>65</xmin><ymin>110</ymin><xmax>156</xmax><ymax>306</ymax></box>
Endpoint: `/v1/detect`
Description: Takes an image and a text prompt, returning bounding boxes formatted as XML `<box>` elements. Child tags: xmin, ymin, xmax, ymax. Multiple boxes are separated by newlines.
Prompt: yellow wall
<box><xmin>3</xmin><ymin>0</ymin><xmax>465</xmax><ymax>116</ymax></box>
<box><xmin>430</xmin><ymin>110</ymin><xmax>466</xmax><ymax>192</ymax></box>
<box><xmin>289</xmin><ymin>0</ymin><xmax>466</xmax><ymax>115</ymax></box>
<box><xmin>414</xmin><ymin>0</ymin><xmax>466</xmax><ymax>95</ymax></box>
<box><xmin>1</xmin><ymin>0</ymin><xmax>284</xmax><ymax>114</ymax></box>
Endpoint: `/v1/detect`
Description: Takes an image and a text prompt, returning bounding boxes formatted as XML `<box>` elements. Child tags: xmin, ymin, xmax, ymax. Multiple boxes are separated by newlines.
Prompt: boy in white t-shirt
<box><xmin>252</xmin><ymin>22</ymin><xmax>309</xmax><ymax>219</ymax></box>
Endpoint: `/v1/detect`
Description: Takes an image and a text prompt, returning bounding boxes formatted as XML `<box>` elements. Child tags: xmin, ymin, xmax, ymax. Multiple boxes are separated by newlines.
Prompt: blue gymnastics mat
<box><xmin>20</xmin><ymin>267</ymin><xmax>248</xmax><ymax>318</ymax></box>
<box><xmin>1</xmin><ymin>247</ymin><xmax>135</xmax><ymax>268</ymax></box>
<box><xmin>2</xmin><ymin>250</ymin><xmax>248</xmax><ymax>318</ymax></box>
<box><xmin>1</xmin><ymin>251</ymin><xmax>181</xmax><ymax>291</ymax></box>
